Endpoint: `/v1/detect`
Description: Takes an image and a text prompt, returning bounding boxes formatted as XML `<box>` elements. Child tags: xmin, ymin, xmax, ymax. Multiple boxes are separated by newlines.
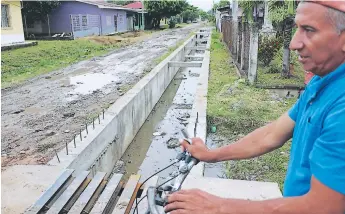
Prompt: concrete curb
<box><xmin>187</xmin><ymin>30</ymin><xmax>212</xmax><ymax>177</ymax></box>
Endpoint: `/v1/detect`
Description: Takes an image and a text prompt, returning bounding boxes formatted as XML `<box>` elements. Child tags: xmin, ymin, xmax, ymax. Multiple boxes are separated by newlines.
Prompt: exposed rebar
<box><xmin>65</xmin><ymin>142</ymin><xmax>68</xmax><ymax>155</ymax></box>
<box><xmin>55</xmin><ymin>150</ymin><xmax>60</xmax><ymax>163</ymax></box>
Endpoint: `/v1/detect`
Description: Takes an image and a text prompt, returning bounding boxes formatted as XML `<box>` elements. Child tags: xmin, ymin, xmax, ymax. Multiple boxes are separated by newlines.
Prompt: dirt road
<box><xmin>1</xmin><ymin>24</ymin><xmax>201</xmax><ymax>168</ymax></box>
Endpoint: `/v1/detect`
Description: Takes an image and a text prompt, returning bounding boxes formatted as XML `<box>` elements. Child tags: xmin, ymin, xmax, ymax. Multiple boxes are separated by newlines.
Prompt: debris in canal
<box><xmin>167</xmin><ymin>138</ymin><xmax>180</xmax><ymax>149</ymax></box>
<box><xmin>153</xmin><ymin>132</ymin><xmax>166</xmax><ymax>136</ymax></box>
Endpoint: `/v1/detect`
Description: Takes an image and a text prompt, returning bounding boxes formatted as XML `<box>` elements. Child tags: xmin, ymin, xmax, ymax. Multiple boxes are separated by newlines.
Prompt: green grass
<box><xmin>208</xmin><ymin>30</ymin><xmax>296</xmax><ymax>190</ymax></box>
<box><xmin>256</xmin><ymin>62</ymin><xmax>305</xmax><ymax>87</ymax></box>
<box><xmin>1</xmin><ymin>40</ymin><xmax>125</xmax><ymax>88</ymax></box>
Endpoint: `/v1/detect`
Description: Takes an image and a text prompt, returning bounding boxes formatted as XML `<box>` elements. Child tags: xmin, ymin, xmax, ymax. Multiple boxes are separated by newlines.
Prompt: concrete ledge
<box><xmin>168</xmin><ymin>61</ymin><xmax>202</xmax><ymax>68</ymax></box>
<box><xmin>1</xmin><ymin>165</ymin><xmax>63</xmax><ymax>214</ymax></box>
<box><xmin>185</xmin><ymin>46</ymin><xmax>207</xmax><ymax>51</ymax></box>
<box><xmin>1</xmin><ymin>41</ymin><xmax>38</xmax><ymax>51</ymax></box>
<box><xmin>182</xmin><ymin>176</ymin><xmax>282</xmax><ymax>200</ymax></box>
<box><xmin>185</xmin><ymin>32</ymin><xmax>211</xmax><ymax>177</ymax></box>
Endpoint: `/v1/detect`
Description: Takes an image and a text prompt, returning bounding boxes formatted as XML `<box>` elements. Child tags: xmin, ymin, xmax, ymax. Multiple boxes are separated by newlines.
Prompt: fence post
<box><xmin>24</xmin><ymin>15</ymin><xmax>29</xmax><ymax>38</ymax></box>
<box><xmin>241</xmin><ymin>22</ymin><xmax>250</xmax><ymax>71</ymax></box>
<box><xmin>231</xmin><ymin>0</ymin><xmax>238</xmax><ymax>56</ymax></box>
<box><xmin>236</xmin><ymin>20</ymin><xmax>242</xmax><ymax>64</ymax></box>
<box><xmin>248</xmin><ymin>23</ymin><xmax>259</xmax><ymax>84</ymax></box>
<box><xmin>47</xmin><ymin>14</ymin><xmax>51</xmax><ymax>36</ymax></box>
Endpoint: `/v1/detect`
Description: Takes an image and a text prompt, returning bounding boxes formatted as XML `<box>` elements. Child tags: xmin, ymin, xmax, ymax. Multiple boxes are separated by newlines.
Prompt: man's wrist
<box><xmin>206</xmin><ymin>149</ymin><xmax>219</xmax><ymax>162</ymax></box>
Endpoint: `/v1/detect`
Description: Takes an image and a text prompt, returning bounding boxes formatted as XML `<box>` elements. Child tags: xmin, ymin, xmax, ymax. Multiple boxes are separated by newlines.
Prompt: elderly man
<box><xmin>165</xmin><ymin>1</ymin><xmax>345</xmax><ymax>214</ymax></box>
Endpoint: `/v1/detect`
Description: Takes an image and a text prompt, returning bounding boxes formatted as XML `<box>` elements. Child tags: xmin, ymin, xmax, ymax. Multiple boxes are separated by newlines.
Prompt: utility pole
<box><xmin>141</xmin><ymin>0</ymin><xmax>144</xmax><ymax>30</ymax></box>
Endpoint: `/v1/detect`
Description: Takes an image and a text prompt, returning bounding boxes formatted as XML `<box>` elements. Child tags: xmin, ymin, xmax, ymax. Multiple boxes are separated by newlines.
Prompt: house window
<box><xmin>82</xmin><ymin>15</ymin><xmax>87</xmax><ymax>27</ymax></box>
<box><xmin>72</xmin><ymin>15</ymin><xmax>81</xmax><ymax>31</ymax></box>
<box><xmin>1</xmin><ymin>4</ymin><xmax>10</xmax><ymax>28</ymax></box>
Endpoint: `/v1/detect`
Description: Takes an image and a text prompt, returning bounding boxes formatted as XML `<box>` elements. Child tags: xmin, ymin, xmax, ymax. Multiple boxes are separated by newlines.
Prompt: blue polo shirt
<box><xmin>284</xmin><ymin>62</ymin><xmax>345</xmax><ymax>197</ymax></box>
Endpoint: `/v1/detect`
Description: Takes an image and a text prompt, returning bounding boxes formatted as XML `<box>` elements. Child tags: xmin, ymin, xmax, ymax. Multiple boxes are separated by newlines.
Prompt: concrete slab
<box><xmin>1</xmin><ymin>41</ymin><xmax>38</xmax><ymax>51</ymax></box>
<box><xmin>1</xmin><ymin>165</ymin><xmax>63</xmax><ymax>214</ymax></box>
<box><xmin>182</xmin><ymin>176</ymin><xmax>282</xmax><ymax>200</ymax></box>
<box><xmin>168</xmin><ymin>61</ymin><xmax>202</xmax><ymax>68</ymax></box>
<box><xmin>185</xmin><ymin>47</ymin><xmax>207</xmax><ymax>51</ymax></box>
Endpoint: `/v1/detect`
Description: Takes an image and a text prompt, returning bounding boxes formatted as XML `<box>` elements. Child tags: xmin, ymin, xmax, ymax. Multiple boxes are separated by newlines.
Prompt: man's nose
<box><xmin>289</xmin><ymin>29</ymin><xmax>304</xmax><ymax>51</ymax></box>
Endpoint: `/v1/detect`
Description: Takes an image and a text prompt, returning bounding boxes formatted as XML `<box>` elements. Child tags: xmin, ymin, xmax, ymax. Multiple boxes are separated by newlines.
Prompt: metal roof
<box><xmin>75</xmin><ymin>0</ymin><xmax>139</xmax><ymax>12</ymax></box>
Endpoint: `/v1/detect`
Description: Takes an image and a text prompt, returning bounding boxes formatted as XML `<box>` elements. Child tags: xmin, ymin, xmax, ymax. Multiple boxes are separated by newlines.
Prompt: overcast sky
<box><xmin>188</xmin><ymin>0</ymin><xmax>221</xmax><ymax>12</ymax></box>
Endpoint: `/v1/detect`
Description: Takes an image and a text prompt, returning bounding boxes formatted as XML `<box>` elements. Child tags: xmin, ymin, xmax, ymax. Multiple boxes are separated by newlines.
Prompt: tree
<box><xmin>239</xmin><ymin>0</ymin><xmax>298</xmax><ymax>78</ymax></box>
<box><xmin>268</xmin><ymin>0</ymin><xmax>297</xmax><ymax>78</ymax></box>
<box><xmin>199</xmin><ymin>10</ymin><xmax>210</xmax><ymax>21</ymax></box>
<box><xmin>213</xmin><ymin>0</ymin><xmax>230</xmax><ymax>11</ymax></box>
<box><xmin>144</xmin><ymin>0</ymin><xmax>187</xmax><ymax>29</ymax></box>
<box><xmin>181</xmin><ymin>5</ymin><xmax>199</xmax><ymax>22</ymax></box>
<box><xmin>22</xmin><ymin>1</ymin><xmax>61</xmax><ymax>24</ymax></box>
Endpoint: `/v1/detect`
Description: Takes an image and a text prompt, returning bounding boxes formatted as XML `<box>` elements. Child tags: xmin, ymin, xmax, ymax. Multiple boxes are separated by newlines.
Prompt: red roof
<box><xmin>124</xmin><ymin>2</ymin><xmax>143</xmax><ymax>9</ymax></box>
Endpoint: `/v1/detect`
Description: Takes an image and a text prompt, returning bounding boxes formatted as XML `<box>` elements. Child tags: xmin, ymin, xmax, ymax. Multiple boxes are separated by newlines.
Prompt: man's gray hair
<box><xmin>326</xmin><ymin>7</ymin><xmax>345</xmax><ymax>35</ymax></box>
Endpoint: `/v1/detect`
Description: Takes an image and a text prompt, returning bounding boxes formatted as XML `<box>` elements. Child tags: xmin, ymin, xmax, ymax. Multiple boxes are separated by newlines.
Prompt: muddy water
<box><xmin>116</xmin><ymin>66</ymin><xmax>200</xmax><ymax>182</ymax></box>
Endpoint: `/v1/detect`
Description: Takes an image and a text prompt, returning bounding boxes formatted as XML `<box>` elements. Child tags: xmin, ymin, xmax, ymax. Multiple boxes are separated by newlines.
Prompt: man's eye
<box><xmin>304</xmin><ymin>27</ymin><xmax>315</xmax><ymax>32</ymax></box>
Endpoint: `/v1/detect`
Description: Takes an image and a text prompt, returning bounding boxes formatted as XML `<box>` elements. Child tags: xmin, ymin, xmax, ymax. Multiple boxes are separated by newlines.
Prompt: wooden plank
<box><xmin>112</xmin><ymin>174</ymin><xmax>141</xmax><ymax>214</ymax></box>
<box><xmin>132</xmin><ymin>176</ymin><xmax>159</xmax><ymax>214</ymax></box>
<box><xmin>46</xmin><ymin>171</ymin><xmax>90</xmax><ymax>214</ymax></box>
<box><xmin>90</xmin><ymin>174</ymin><xmax>123</xmax><ymax>214</ymax></box>
<box><xmin>124</xmin><ymin>183</ymin><xmax>141</xmax><ymax>214</ymax></box>
<box><xmin>69</xmin><ymin>172</ymin><xmax>106</xmax><ymax>214</ymax></box>
<box><xmin>25</xmin><ymin>169</ymin><xmax>74</xmax><ymax>214</ymax></box>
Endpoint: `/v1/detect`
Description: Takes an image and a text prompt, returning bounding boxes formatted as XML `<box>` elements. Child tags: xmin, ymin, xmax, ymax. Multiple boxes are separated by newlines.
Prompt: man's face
<box><xmin>289</xmin><ymin>2</ymin><xmax>345</xmax><ymax>76</ymax></box>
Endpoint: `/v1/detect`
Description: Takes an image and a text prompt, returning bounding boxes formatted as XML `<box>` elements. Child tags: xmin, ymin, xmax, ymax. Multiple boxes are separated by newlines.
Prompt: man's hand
<box><xmin>165</xmin><ymin>189</ymin><xmax>226</xmax><ymax>214</ymax></box>
<box><xmin>180</xmin><ymin>138</ymin><xmax>215</xmax><ymax>162</ymax></box>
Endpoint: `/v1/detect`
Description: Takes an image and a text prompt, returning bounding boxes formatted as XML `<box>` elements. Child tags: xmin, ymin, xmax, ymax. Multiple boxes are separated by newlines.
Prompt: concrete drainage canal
<box><xmin>25</xmin><ymin>28</ymin><xmax>211</xmax><ymax>214</ymax></box>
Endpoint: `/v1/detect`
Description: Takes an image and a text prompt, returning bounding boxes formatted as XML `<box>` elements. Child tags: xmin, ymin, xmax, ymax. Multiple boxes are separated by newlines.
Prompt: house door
<box><xmin>114</xmin><ymin>15</ymin><xmax>118</xmax><ymax>32</ymax></box>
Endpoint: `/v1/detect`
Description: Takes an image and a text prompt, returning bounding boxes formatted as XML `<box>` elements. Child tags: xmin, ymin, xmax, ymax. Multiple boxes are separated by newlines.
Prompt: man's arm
<box><xmin>165</xmin><ymin>176</ymin><xmax>345</xmax><ymax>214</ymax></box>
<box><xmin>182</xmin><ymin>112</ymin><xmax>295</xmax><ymax>162</ymax></box>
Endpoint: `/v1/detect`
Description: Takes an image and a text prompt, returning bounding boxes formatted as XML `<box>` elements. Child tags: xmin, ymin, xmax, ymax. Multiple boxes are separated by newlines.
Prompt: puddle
<box><xmin>269</xmin><ymin>89</ymin><xmax>301</xmax><ymax>99</ymax></box>
<box><xmin>117</xmin><ymin>66</ymin><xmax>200</xmax><ymax>182</ymax></box>
<box><xmin>69</xmin><ymin>73</ymin><xmax>119</xmax><ymax>95</ymax></box>
<box><xmin>203</xmin><ymin>133</ymin><xmax>228</xmax><ymax>178</ymax></box>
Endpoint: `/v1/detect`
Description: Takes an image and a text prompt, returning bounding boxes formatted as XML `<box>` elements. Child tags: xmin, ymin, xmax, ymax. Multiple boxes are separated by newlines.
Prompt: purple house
<box><xmin>25</xmin><ymin>0</ymin><xmax>140</xmax><ymax>38</ymax></box>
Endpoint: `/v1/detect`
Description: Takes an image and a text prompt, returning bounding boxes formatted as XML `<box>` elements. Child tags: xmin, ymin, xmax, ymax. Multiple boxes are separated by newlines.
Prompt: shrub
<box><xmin>268</xmin><ymin>46</ymin><xmax>300</xmax><ymax>74</ymax></box>
<box><xmin>258</xmin><ymin>36</ymin><xmax>283</xmax><ymax>65</ymax></box>
<box><xmin>169</xmin><ymin>18</ymin><xmax>176</xmax><ymax>28</ymax></box>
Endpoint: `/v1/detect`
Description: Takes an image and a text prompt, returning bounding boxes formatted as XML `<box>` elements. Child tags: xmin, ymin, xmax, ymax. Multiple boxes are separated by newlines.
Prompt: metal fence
<box><xmin>221</xmin><ymin>18</ymin><xmax>251</xmax><ymax>76</ymax></box>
